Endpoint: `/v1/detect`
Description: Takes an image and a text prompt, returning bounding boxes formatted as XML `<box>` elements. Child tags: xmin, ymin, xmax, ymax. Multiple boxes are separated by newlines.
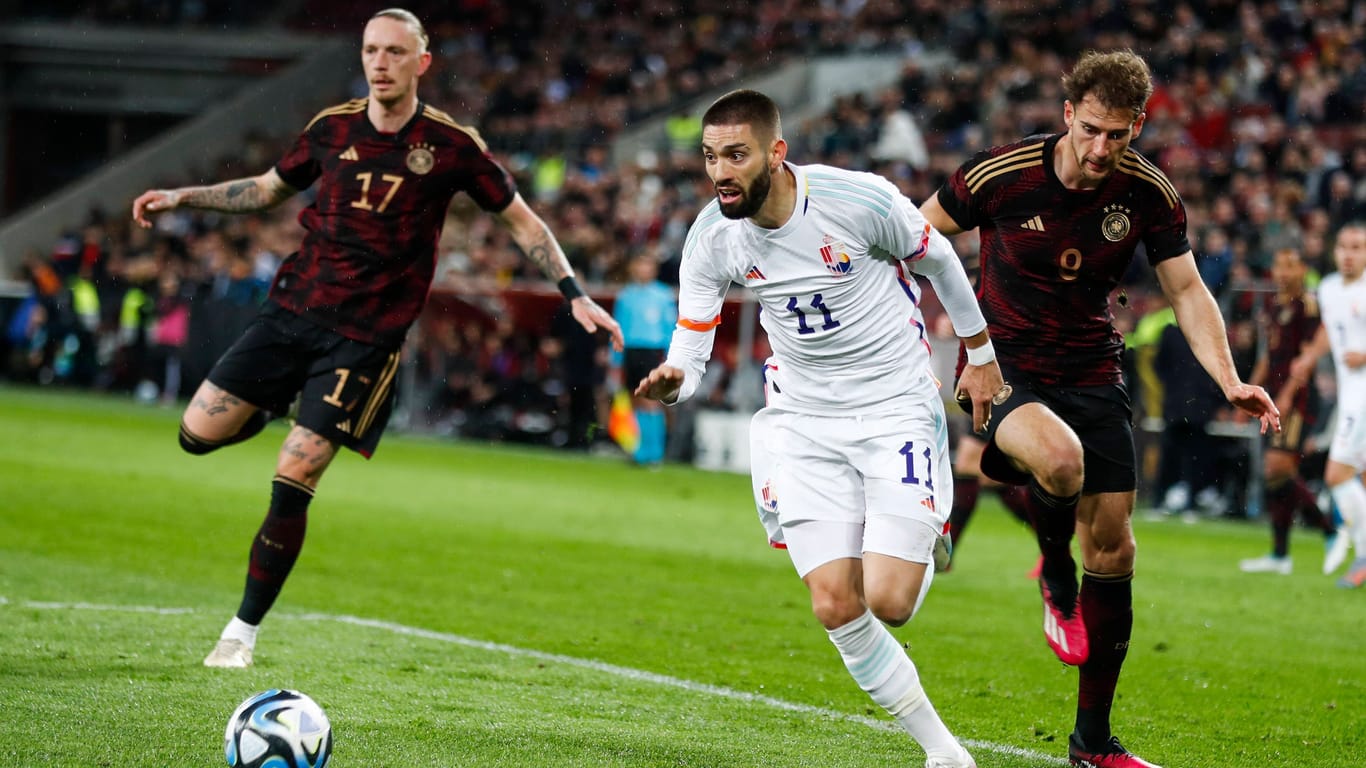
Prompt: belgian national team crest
<box><xmin>406</xmin><ymin>143</ymin><xmax>435</xmax><ymax>175</ymax></box>
<box><xmin>819</xmin><ymin>234</ymin><xmax>853</xmax><ymax>276</ymax></box>
<box><xmin>1101</xmin><ymin>204</ymin><xmax>1132</xmax><ymax>242</ymax></box>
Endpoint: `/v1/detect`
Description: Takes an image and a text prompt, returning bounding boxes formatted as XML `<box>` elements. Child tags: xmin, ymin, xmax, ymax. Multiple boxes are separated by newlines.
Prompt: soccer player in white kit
<box><xmin>635</xmin><ymin>89</ymin><xmax>1005</xmax><ymax>768</ymax></box>
<box><xmin>1291</xmin><ymin>222</ymin><xmax>1366</xmax><ymax>587</ymax></box>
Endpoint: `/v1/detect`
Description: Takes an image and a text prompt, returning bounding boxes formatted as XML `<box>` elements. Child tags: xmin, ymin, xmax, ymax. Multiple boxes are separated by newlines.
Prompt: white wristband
<box><xmin>965</xmin><ymin>340</ymin><xmax>995</xmax><ymax>366</ymax></box>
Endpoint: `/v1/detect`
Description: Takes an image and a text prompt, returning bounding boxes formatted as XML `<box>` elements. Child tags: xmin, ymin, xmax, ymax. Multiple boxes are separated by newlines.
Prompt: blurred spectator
<box><xmin>11</xmin><ymin>0</ymin><xmax>1366</xmax><ymax>480</ymax></box>
<box><xmin>1153</xmin><ymin>321</ymin><xmax>1227</xmax><ymax>520</ymax></box>
<box><xmin>5</xmin><ymin>295</ymin><xmax>52</xmax><ymax>383</ymax></box>
<box><xmin>144</xmin><ymin>269</ymin><xmax>193</xmax><ymax>404</ymax></box>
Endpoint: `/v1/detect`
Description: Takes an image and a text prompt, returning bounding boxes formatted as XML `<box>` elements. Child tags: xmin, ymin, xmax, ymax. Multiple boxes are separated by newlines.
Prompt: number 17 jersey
<box><xmin>272</xmin><ymin>99</ymin><xmax>517</xmax><ymax>348</ymax></box>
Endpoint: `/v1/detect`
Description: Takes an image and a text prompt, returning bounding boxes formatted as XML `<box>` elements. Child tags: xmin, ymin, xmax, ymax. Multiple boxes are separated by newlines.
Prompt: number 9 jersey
<box><xmin>936</xmin><ymin>133</ymin><xmax>1190</xmax><ymax>387</ymax></box>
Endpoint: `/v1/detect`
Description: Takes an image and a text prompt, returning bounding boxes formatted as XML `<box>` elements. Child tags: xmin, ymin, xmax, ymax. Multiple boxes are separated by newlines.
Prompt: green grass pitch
<box><xmin>0</xmin><ymin>385</ymin><xmax>1360</xmax><ymax>767</ymax></box>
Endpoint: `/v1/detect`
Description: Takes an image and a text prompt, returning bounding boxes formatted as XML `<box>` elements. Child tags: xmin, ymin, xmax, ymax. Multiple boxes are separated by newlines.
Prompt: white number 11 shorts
<box><xmin>749</xmin><ymin>402</ymin><xmax>953</xmax><ymax>578</ymax></box>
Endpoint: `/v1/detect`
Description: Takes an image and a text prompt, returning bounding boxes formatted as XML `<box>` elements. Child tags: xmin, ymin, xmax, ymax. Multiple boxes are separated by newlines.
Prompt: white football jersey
<box><xmin>665</xmin><ymin>162</ymin><xmax>985</xmax><ymax>415</ymax></box>
<box><xmin>1317</xmin><ymin>272</ymin><xmax>1366</xmax><ymax>403</ymax></box>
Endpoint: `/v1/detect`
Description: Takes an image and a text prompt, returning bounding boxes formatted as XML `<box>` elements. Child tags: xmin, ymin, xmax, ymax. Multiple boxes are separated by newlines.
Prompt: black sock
<box><xmin>179</xmin><ymin>411</ymin><xmax>271</xmax><ymax>455</ymax></box>
<box><xmin>1027</xmin><ymin>481</ymin><xmax>1080</xmax><ymax>586</ymax></box>
<box><xmin>1264</xmin><ymin>479</ymin><xmax>1295</xmax><ymax>558</ymax></box>
<box><xmin>236</xmin><ymin>477</ymin><xmax>312</xmax><ymax>625</ymax></box>
<box><xmin>1075</xmin><ymin>571</ymin><xmax>1134</xmax><ymax>750</ymax></box>
<box><xmin>996</xmin><ymin>483</ymin><xmax>1034</xmax><ymax>528</ymax></box>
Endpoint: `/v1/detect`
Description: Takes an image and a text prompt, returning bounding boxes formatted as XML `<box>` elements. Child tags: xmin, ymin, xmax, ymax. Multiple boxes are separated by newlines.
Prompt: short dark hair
<box><xmin>702</xmin><ymin>89</ymin><xmax>782</xmax><ymax>142</ymax></box>
<box><xmin>371</xmin><ymin>8</ymin><xmax>429</xmax><ymax>53</ymax></box>
<box><xmin>1061</xmin><ymin>49</ymin><xmax>1153</xmax><ymax>119</ymax></box>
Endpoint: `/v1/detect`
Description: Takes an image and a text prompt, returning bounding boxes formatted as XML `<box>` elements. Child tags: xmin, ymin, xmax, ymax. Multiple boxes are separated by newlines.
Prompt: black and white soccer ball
<box><xmin>224</xmin><ymin>689</ymin><xmax>332</xmax><ymax>768</ymax></box>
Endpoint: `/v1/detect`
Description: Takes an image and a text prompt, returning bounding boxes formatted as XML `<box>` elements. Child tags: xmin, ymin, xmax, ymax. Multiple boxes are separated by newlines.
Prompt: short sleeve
<box><xmin>274</xmin><ymin>126</ymin><xmax>321</xmax><ymax>192</ymax></box>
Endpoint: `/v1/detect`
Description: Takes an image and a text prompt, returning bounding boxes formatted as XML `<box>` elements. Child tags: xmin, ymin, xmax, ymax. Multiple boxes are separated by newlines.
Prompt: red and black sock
<box><xmin>236</xmin><ymin>477</ymin><xmax>313</xmax><ymax>625</ymax></box>
<box><xmin>1075</xmin><ymin>570</ymin><xmax>1133</xmax><ymax>750</ymax></box>
<box><xmin>948</xmin><ymin>474</ymin><xmax>981</xmax><ymax>547</ymax></box>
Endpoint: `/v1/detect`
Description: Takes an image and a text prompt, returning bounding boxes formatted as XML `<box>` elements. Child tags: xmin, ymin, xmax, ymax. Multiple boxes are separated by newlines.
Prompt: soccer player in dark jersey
<box><xmin>1240</xmin><ymin>247</ymin><xmax>1346</xmax><ymax>576</ymax></box>
<box><xmin>131</xmin><ymin>8</ymin><xmax>623</xmax><ymax>669</ymax></box>
<box><xmin>920</xmin><ymin>50</ymin><xmax>1280</xmax><ymax>768</ymax></box>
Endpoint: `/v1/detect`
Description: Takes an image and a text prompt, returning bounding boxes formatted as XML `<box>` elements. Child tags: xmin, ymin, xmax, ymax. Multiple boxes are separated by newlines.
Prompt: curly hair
<box><xmin>1061</xmin><ymin>50</ymin><xmax>1153</xmax><ymax>118</ymax></box>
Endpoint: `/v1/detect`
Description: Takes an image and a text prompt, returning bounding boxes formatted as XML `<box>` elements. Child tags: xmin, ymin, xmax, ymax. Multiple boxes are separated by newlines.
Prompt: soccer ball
<box><xmin>224</xmin><ymin>689</ymin><xmax>332</xmax><ymax>768</ymax></box>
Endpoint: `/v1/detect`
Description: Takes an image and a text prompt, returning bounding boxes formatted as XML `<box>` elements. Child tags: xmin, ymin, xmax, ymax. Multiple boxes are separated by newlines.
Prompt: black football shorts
<box><xmin>206</xmin><ymin>301</ymin><xmax>400</xmax><ymax>458</ymax></box>
<box><xmin>961</xmin><ymin>360</ymin><xmax>1137</xmax><ymax>494</ymax></box>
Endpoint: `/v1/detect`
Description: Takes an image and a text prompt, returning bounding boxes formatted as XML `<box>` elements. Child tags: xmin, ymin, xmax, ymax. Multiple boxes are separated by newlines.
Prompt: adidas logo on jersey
<box><xmin>1020</xmin><ymin>215</ymin><xmax>1045</xmax><ymax>232</ymax></box>
<box><xmin>744</xmin><ymin>265</ymin><xmax>767</xmax><ymax>281</ymax></box>
<box><xmin>339</xmin><ymin>146</ymin><xmax>359</xmax><ymax>161</ymax></box>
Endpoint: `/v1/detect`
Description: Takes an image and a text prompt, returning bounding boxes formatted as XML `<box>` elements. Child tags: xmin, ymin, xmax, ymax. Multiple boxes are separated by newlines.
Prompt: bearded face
<box><xmin>716</xmin><ymin>158</ymin><xmax>772</xmax><ymax>219</ymax></box>
<box><xmin>702</xmin><ymin>123</ymin><xmax>776</xmax><ymax>220</ymax></box>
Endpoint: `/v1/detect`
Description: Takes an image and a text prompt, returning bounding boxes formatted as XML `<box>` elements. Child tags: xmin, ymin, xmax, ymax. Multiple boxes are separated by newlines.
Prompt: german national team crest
<box><xmin>1101</xmin><ymin>204</ymin><xmax>1132</xmax><ymax>242</ymax></box>
<box><xmin>406</xmin><ymin>143</ymin><xmax>435</xmax><ymax>175</ymax></box>
<box><xmin>819</xmin><ymin>234</ymin><xmax>853</xmax><ymax>276</ymax></box>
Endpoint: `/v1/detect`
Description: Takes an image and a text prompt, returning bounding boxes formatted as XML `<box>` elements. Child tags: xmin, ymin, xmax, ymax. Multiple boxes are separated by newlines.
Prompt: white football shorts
<box><xmin>1328</xmin><ymin>398</ymin><xmax>1366</xmax><ymax>470</ymax></box>
<box><xmin>749</xmin><ymin>403</ymin><xmax>953</xmax><ymax>578</ymax></box>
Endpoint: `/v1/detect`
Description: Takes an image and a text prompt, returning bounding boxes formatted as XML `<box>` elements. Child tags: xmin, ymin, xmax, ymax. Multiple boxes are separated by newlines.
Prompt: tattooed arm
<box><xmin>132</xmin><ymin>169</ymin><xmax>297</xmax><ymax>227</ymax></box>
<box><xmin>494</xmin><ymin>193</ymin><xmax>576</xmax><ymax>280</ymax></box>
<box><xmin>493</xmin><ymin>193</ymin><xmax>624</xmax><ymax>350</ymax></box>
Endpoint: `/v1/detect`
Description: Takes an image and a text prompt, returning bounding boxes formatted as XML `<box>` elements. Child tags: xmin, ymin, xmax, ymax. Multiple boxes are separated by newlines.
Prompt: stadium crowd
<box><xmin>4</xmin><ymin>1</ymin><xmax>1365</xmax><ymax>496</ymax></box>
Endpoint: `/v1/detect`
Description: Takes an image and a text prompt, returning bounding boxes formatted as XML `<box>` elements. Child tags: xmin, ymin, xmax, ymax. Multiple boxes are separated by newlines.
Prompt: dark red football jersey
<box><xmin>271</xmin><ymin>99</ymin><xmax>517</xmax><ymax>347</ymax></box>
<box><xmin>938</xmin><ymin>133</ymin><xmax>1190</xmax><ymax>386</ymax></box>
<box><xmin>1262</xmin><ymin>291</ymin><xmax>1320</xmax><ymax>413</ymax></box>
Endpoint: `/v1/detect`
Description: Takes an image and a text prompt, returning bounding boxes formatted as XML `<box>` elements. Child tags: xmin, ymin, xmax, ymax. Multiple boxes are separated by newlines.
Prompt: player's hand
<box><xmin>569</xmin><ymin>296</ymin><xmax>625</xmax><ymax>352</ymax></box>
<box><xmin>1225</xmin><ymin>382</ymin><xmax>1280</xmax><ymax>434</ymax></box>
<box><xmin>131</xmin><ymin>189</ymin><xmax>182</xmax><ymax>228</ymax></box>
<box><xmin>954</xmin><ymin>359</ymin><xmax>1007</xmax><ymax>434</ymax></box>
<box><xmin>634</xmin><ymin>364</ymin><xmax>684</xmax><ymax>404</ymax></box>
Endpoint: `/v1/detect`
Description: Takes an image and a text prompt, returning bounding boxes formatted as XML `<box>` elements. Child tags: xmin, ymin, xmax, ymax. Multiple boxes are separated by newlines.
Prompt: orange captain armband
<box><xmin>677</xmin><ymin>315</ymin><xmax>722</xmax><ymax>332</ymax></box>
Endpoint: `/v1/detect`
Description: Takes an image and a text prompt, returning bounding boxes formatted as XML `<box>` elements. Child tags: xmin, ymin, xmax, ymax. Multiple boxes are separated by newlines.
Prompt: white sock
<box><xmin>827</xmin><ymin>609</ymin><xmax>967</xmax><ymax>761</ymax></box>
<box><xmin>220</xmin><ymin>617</ymin><xmax>259</xmax><ymax>647</ymax></box>
<box><xmin>1330</xmin><ymin>477</ymin><xmax>1366</xmax><ymax>554</ymax></box>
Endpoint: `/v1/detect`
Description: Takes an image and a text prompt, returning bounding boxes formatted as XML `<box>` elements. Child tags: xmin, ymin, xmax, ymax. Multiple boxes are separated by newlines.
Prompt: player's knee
<box><xmin>1036</xmin><ymin>452</ymin><xmax>1084</xmax><ymax>498</ymax></box>
<box><xmin>1088</xmin><ymin>535</ymin><xmax>1136</xmax><ymax>573</ymax></box>
<box><xmin>178</xmin><ymin>423</ymin><xmax>220</xmax><ymax>455</ymax></box>
<box><xmin>808</xmin><ymin>590</ymin><xmax>864</xmax><ymax>630</ymax></box>
<box><xmin>867</xmin><ymin>597</ymin><xmax>913</xmax><ymax>628</ymax></box>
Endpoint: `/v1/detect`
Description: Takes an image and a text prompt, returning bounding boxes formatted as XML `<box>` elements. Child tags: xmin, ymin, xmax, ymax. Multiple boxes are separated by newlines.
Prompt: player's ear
<box><xmin>770</xmin><ymin>138</ymin><xmax>788</xmax><ymax>172</ymax></box>
<box><xmin>1131</xmin><ymin>111</ymin><xmax>1147</xmax><ymax>140</ymax></box>
<box><xmin>1062</xmin><ymin>99</ymin><xmax>1074</xmax><ymax>128</ymax></box>
<box><xmin>417</xmin><ymin>50</ymin><xmax>433</xmax><ymax>76</ymax></box>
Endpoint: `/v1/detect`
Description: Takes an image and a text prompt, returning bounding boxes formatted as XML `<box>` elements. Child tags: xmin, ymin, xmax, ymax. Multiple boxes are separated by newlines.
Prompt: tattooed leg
<box><xmin>276</xmin><ymin>424</ymin><xmax>338</xmax><ymax>489</ymax></box>
<box><xmin>180</xmin><ymin>381</ymin><xmax>261</xmax><ymax>451</ymax></box>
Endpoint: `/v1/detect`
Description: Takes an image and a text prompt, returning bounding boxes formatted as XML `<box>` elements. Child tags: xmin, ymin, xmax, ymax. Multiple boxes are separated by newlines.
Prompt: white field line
<box><xmin>4</xmin><ymin>597</ymin><xmax>1068</xmax><ymax>765</ymax></box>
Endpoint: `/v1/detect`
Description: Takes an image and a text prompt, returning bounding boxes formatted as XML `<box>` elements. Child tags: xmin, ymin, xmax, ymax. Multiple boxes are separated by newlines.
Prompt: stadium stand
<box><xmin>1</xmin><ymin>2</ymin><xmax>1363</xmax><ymax>475</ymax></box>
